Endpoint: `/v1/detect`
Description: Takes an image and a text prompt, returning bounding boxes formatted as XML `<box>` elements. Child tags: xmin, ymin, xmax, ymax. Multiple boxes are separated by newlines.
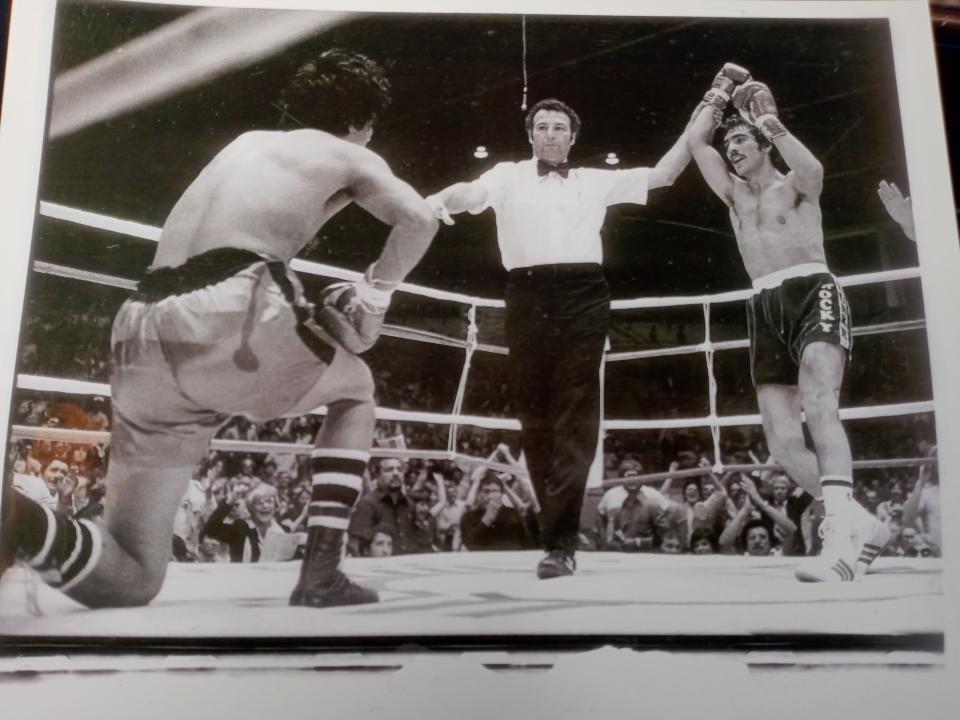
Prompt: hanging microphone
<box><xmin>520</xmin><ymin>15</ymin><xmax>528</xmax><ymax>111</ymax></box>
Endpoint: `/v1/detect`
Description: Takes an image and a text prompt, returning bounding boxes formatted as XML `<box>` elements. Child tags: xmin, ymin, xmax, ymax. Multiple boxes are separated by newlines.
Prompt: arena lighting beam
<box><xmin>49</xmin><ymin>8</ymin><xmax>358</xmax><ymax>140</ymax></box>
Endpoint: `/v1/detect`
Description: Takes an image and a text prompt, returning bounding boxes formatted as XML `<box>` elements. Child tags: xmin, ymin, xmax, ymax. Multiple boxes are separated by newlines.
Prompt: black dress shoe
<box><xmin>537</xmin><ymin>549</ymin><xmax>576</xmax><ymax>579</ymax></box>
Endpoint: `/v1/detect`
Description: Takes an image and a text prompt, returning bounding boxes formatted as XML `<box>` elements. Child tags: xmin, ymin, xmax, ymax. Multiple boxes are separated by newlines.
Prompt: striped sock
<box><xmin>308</xmin><ymin>449</ymin><xmax>370</xmax><ymax>530</ymax></box>
<box><xmin>820</xmin><ymin>475</ymin><xmax>853</xmax><ymax>515</ymax></box>
<box><xmin>25</xmin><ymin>504</ymin><xmax>103</xmax><ymax>593</ymax></box>
<box><xmin>857</xmin><ymin>541</ymin><xmax>884</xmax><ymax>568</ymax></box>
<box><xmin>855</xmin><ymin>509</ymin><xmax>890</xmax><ymax>570</ymax></box>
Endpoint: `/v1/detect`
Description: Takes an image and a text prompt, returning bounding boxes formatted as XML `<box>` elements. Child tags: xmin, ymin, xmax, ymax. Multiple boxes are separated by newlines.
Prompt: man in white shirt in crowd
<box><xmin>595</xmin><ymin>457</ymin><xmax>642</xmax><ymax>549</ymax></box>
<box><xmin>11</xmin><ymin>471</ymin><xmax>58</xmax><ymax>511</ymax></box>
<box><xmin>426</xmin><ymin>96</ymin><xmax>692</xmax><ymax>578</ymax></box>
<box><xmin>766</xmin><ymin>472</ymin><xmax>814</xmax><ymax>556</ymax></box>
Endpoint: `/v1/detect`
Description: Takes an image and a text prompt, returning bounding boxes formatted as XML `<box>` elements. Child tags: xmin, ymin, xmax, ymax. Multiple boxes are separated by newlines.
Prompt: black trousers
<box><xmin>505</xmin><ymin>263</ymin><xmax>609</xmax><ymax>553</ymax></box>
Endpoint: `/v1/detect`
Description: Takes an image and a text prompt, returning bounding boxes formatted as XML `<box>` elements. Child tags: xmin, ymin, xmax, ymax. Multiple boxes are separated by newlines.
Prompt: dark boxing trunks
<box><xmin>746</xmin><ymin>269</ymin><xmax>852</xmax><ymax>386</ymax></box>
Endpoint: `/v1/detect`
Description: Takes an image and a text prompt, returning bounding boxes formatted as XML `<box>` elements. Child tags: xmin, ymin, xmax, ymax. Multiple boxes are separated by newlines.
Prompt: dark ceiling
<box><xmin>35</xmin><ymin>2</ymin><xmax>919</xmax><ymax>302</ymax></box>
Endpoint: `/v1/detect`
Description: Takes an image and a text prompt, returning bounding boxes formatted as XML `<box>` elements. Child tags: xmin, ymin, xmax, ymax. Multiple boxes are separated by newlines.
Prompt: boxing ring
<box><xmin>5</xmin><ymin>6</ymin><xmax>960</xmax><ymax>719</ymax></box>
<box><xmin>0</xmin><ymin>551</ymin><xmax>944</xmax><ymax>643</ymax></box>
<box><xmin>0</xmin><ymin>201</ymin><xmax>943</xmax><ymax>654</ymax></box>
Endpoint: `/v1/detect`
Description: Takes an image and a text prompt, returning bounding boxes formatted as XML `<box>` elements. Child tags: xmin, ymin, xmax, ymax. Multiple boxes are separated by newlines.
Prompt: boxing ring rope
<box><xmin>447</xmin><ymin>305</ymin><xmax>482</xmax><ymax>455</ymax></box>
<box><xmin>15</xmin><ymin>373</ymin><xmax>520</xmax><ymax>431</ymax></box>
<box><xmin>31</xmin><ymin>260</ymin><xmax>500</xmax><ymax>354</ymax></box>
<box><xmin>608</xmin><ymin>266</ymin><xmax>923</xmax><ymax>309</ymax></box>
<box><xmin>702</xmin><ymin>301</ymin><xmax>721</xmax><ymax>463</ymax></box>
<box><xmin>32</xmin><ymin>255</ymin><xmax>923</xmax><ymax>360</ymax></box>
<box><xmin>13</xmin><ymin>371</ymin><xmax>934</xmax><ymax>430</ymax></box>
<box><xmin>592</xmin><ymin>457</ymin><xmax>939</xmax><ymax>491</ymax></box>
<box><xmin>8</xmin><ymin>422</ymin><xmax>938</xmax><ymax>493</ymax></box>
<box><xmin>6</xmin><ymin>425</ymin><xmax>522</xmax><ymax>476</ymax></box>
<box><xmin>24</xmin><ymin>201</ymin><xmax>934</xmax><ymax>474</ymax></box>
<box><xmin>38</xmin><ymin>200</ymin><xmax>923</xmax><ymax>307</ymax></box>
<box><xmin>607</xmin><ymin>320</ymin><xmax>927</xmax><ymax>362</ymax></box>
<box><xmin>38</xmin><ymin>203</ymin><xmax>504</xmax><ymax>309</ymax></box>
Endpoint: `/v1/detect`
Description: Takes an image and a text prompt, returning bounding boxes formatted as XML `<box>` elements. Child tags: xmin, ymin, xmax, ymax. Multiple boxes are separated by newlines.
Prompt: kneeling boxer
<box><xmin>1</xmin><ymin>49</ymin><xmax>438</xmax><ymax>608</ymax></box>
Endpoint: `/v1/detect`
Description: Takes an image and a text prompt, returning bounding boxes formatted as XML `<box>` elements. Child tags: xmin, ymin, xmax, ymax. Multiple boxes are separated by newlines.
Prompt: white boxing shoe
<box><xmin>795</xmin><ymin>513</ymin><xmax>858</xmax><ymax>582</ymax></box>
<box><xmin>795</xmin><ymin>505</ymin><xmax>892</xmax><ymax>582</ymax></box>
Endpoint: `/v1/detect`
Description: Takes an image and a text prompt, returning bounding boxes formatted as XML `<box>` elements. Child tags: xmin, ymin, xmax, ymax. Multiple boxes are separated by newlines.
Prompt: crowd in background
<box><xmin>7</xmin><ymin>284</ymin><xmax>940</xmax><ymax>563</ymax></box>
<box><xmin>8</xmin><ymin>390</ymin><xmax>941</xmax><ymax>565</ymax></box>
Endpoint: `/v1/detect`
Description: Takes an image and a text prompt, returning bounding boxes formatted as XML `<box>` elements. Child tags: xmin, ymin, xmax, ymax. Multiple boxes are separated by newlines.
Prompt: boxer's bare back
<box><xmin>155</xmin><ymin>129</ymin><xmax>379</xmax><ymax>267</ymax></box>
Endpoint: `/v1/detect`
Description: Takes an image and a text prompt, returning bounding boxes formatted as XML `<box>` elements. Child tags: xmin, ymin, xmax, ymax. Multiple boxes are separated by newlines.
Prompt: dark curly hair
<box><xmin>524</xmin><ymin>98</ymin><xmax>581</xmax><ymax>136</ymax></box>
<box><xmin>741</xmin><ymin>519</ymin><xmax>775</xmax><ymax>551</ymax></box>
<box><xmin>275</xmin><ymin>49</ymin><xmax>391</xmax><ymax>135</ymax></box>
<box><xmin>690</xmin><ymin>527</ymin><xmax>718</xmax><ymax>553</ymax></box>
<box><xmin>720</xmin><ymin>114</ymin><xmax>770</xmax><ymax>151</ymax></box>
<box><xmin>719</xmin><ymin>114</ymin><xmax>782</xmax><ymax>176</ymax></box>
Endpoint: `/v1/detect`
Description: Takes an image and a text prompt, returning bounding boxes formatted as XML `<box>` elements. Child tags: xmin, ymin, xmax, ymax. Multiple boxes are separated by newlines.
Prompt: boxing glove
<box><xmin>702</xmin><ymin>62</ymin><xmax>752</xmax><ymax>123</ymax></box>
<box><xmin>316</xmin><ymin>264</ymin><xmax>398</xmax><ymax>353</ymax></box>
<box><xmin>732</xmin><ymin>81</ymin><xmax>788</xmax><ymax>140</ymax></box>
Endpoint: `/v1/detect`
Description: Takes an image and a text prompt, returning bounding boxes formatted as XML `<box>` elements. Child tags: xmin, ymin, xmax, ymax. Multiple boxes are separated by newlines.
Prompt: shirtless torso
<box><xmin>728</xmin><ymin>170</ymin><xmax>826</xmax><ymax>280</ymax></box>
<box><xmin>156</xmin><ymin>129</ymin><xmax>376</xmax><ymax>267</ymax></box>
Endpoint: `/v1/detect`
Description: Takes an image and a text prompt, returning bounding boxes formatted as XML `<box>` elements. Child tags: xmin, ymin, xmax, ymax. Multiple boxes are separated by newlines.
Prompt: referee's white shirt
<box><xmin>470</xmin><ymin>158</ymin><xmax>650</xmax><ymax>270</ymax></box>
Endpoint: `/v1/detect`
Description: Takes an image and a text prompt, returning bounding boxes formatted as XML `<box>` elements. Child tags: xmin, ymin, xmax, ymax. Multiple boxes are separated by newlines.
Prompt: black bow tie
<box><xmin>537</xmin><ymin>159</ymin><xmax>570</xmax><ymax>178</ymax></box>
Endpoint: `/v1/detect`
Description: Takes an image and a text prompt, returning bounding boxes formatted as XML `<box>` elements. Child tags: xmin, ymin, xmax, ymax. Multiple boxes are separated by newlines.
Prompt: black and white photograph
<box><xmin>1</xmin><ymin>0</ymin><xmax>959</xmax><ymax>714</ymax></box>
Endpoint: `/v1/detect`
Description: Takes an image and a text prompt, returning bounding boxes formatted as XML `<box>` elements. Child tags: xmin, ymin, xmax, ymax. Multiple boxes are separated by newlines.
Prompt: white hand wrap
<box><xmin>354</xmin><ymin>264</ymin><xmax>397</xmax><ymax>312</ymax></box>
<box><xmin>315</xmin><ymin>264</ymin><xmax>400</xmax><ymax>353</ymax></box>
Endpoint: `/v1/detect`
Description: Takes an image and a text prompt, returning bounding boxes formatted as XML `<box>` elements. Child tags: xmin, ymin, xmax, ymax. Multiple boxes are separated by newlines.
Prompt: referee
<box><xmin>426</xmin><ymin>98</ymin><xmax>690</xmax><ymax>578</ymax></box>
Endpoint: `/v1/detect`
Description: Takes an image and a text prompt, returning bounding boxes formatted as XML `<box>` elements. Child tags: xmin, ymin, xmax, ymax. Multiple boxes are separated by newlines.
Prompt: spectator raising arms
<box><xmin>432</xmin><ymin>473</ymin><xmax>466</xmax><ymax>552</ymax></box>
<box><xmin>719</xmin><ymin>476</ymin><xmax>797</xmax><ymax>556</ymax></box>
<box><xmin>202</xmin><ymin>485</ymin><xmax>258</xmax><ymax>563</ymax></box>
<box><xmin>661</xmin><ymin>459</ymin><xmax>727</xmax><ymax>549</ymax></box>
<box><xmin>764</xmin><ymin>472</ymin><xmax>814</xmax><ymax>556</ymax></box>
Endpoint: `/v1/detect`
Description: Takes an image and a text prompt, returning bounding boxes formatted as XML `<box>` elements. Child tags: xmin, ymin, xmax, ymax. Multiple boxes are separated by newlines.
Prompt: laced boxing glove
<box><xmin>701</xmin><ymin>62</ymin><xmax>752</xmax><ymax>124</ymax></box>
<box><xmin>731</xmin><ymin>81</ymin><xmax>788</xmax><ymax>141</ymax></box>
<box><xmin>316</xmin><ymin>264</ymin><xmax>399</xmax><ymax>353</ymax></box>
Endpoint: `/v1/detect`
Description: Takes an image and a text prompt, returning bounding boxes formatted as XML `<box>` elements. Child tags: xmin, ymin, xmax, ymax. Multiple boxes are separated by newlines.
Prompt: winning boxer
<box><xmin>686</xmin><ymin>70</ymin><xmax>890</xmax><ymax>581</ymax></box>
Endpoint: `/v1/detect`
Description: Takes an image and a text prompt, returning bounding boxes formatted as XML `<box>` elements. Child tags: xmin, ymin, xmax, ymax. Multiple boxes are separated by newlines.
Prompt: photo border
<box><xmin>0</xmin><ymin>0</ymin><xmax>957</xmax><ymax>687</ymax></box>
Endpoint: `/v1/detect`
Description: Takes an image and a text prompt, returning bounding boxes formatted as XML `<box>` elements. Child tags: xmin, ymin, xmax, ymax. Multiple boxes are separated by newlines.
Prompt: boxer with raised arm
<box><xmin>686</xmin><ymin>73</ymin><xmax>889</xmax><ymax>582</ymax></box>
<box><xmin>1</xmin><ymin>49</ymin><xmax>438</xmax><ymax>608</ymax></box>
